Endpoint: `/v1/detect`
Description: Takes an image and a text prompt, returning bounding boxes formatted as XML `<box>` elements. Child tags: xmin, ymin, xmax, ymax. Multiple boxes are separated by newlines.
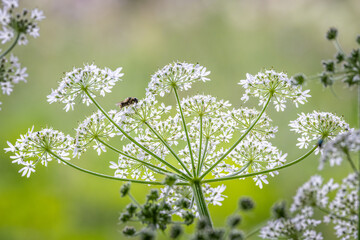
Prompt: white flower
<box><xmin>289</xmin><ymin>111</ymin><xmax>349</xmax><ymax>150</ymax></box>
<box><xmin>47</xmin><ymin>64</ymin><xmax>124</xmax><ymax>111</ymax></box>
<box><xmin>239</xmin><ymin>70</ymin><xmax>311</xmax><ymax>111</ymax></box>
<box><xmin>18</xmin><ymin>161</ymin><xmax>35</xmax><ymax>178</ymax></box>
<box><xmin>290</xmin><ymin>175</ymin><xmax>339</xmax><ymax>213</ymax></box>
<box><xmin>4</xmin><ymin>127</ymin><xmax>74</xmax><ymax>177</ymax></box>
<box><xmin>147</xmin><ymin>62</ymin><xmax>210</xmax><ymax>97</ymax></box>
<box><xmin>31</xmin><ymin>9</ymin><xmax>45</xmax><ymax>21</ymax></box>
<box><xmin>319</xmin><ymin>129</ymin><xmax>360</xmax><ymax>169</ymax></box>
<box><xmin>0</xmin><ymin>26</ymin><xmax>13</xmax><ymax>44</ymax></box>
<box><xmin>254</xmin><ymin>175</ymin><xmax>268</xmax><ymax>189</ymax></box>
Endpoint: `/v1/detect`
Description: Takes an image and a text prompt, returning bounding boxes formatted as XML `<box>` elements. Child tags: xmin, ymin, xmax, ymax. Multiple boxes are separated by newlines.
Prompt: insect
<box><xmin>317</xmin><ymin>139</ymin><xmax>324</xmax><ymax>148</ymax></box>
<box><xmin>116</xmin><ymin>97</ymin><xmax>138</xmax><ymax>109</ymax></box>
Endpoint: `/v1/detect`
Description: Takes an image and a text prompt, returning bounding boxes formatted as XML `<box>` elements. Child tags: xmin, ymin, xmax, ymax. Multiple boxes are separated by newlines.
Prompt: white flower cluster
<box><xmin>0</xmin><ymin>0</ymin><xmax>45</xmax><ymax>45</ymax></box>
<box><xmin>0</xmin><ymin>54</ymin><xmax>27</xmax><ymax>108</ymax></box>
<box><xmin>325</xmin><ymin>173</ymin><xmax>358</xmax><ymax>240</ymax></box>
<box><xmin>0</xmin><ymin>0</ymin><xmax>44</xmax><ymax>110</ymax></box>
<box><xmin>239</xmin><ymin>69</ymin><xmax>311</xmax><ymax>111</ymax></box>
<box><xmin>230</xmin><ymin>138</ymin><xmax>287</xmax><ymax>188</ymax></box>
<box><xmin>261</xmin><ymin>174</ymin><xmax>358</xmax><ymax>240</ymax></box>
<box><xmin>319</xmin><ymin>129</ymin><xmax>360</xmax><ymax>169</ymax></box>
<box><xmin>147</xmin><ymin>62</ymin><xmax>210</xmax><ymax>97</ymax></box>
<box><xmin>260</xmin><ymin>206</ymin><xmax>323</xmax><ymax>240</ymax></box>
<box><xmin>289</xmin><ymin>111</ymin><xmax>349</xmax><ymax>150</ymax></box>
<box><xmin>47</xmin><ymin>64</ymin><xmax>124</xmax><ymax>111</ymax></box>
<box><xmin>5</xmin><ymin>127</ymin><xmax>73</xmax><ymax>178</ymax></box>
<box><xmin>74</xmin><ymin>110</ymin><xmax>119</xmax><ymax>156</ymax></box>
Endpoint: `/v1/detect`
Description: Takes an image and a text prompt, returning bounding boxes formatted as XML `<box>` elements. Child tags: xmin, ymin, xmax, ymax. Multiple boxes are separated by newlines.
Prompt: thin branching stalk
<box><xmin>95</xmin><ymin>137</ymin><xmax>181</xmax><ymax>178</ymax></box>
<box><xmin>200</xmin><ymin>94</ymin><xmax>273</xmax><ymax>180</ymax></box>
<box><xmin>0</xmin><ymin>31</ymin><xmax>20</xmax><ymax>59</ymax></box>
<box><xmin>198</xmin><ymin>137</ymin><xmax>209</xmax><ymax>176</ymax></box>
<box><xmin>144</xmin><ymin>121</ymin><xmax>192</xmax><ymax>177</ymax></box>
<box><xmin>48</xmin><ymin>150</ymin><xmax>165</xmax><ymax>185</ymax></box>
<box><xmin>196</xmin><ymin>115</ymin><xmax>203</xmax><ymax>177</ymax></box>
<box><xmin>227</xmin><ymin>161</ymin><xmax>251</xmax><ymax>177</ymax></box>
<box><xmin>202</xmin><ymin>145</ymin><xmax>317</xmax><ymax>183</ymax></box>
<box><xmin>344</xmin><ymin>149</ymin><xmax>358</xmax><ymax>173</ymax></box>
<box><xmin>173</xmin><ymin>87</ymin><xmax>196</xmax><ymax>177</ymax></box>
<box><xmin>84</xmin><ymin>90</ymin><xmax>192</xmax><ymax>181</ymax></box>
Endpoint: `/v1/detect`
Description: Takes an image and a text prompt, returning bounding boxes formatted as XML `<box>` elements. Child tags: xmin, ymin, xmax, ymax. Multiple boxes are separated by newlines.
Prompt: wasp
<box><xmin>117</xmin><ymin>97</ymin><xmax>138</xmax><ymax>109</ymax></box>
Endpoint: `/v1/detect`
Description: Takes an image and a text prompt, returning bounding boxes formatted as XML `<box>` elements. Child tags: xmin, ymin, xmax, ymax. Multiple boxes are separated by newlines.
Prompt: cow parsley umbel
<box><xmin>0</xmin><ymin>0</ymin><xmax>44</xmax><ymax>110</ymax></box>
<box><xmin>7</xmin><ymin>61</ymin><xmax>347</xmax><ymax>229</ymax></box>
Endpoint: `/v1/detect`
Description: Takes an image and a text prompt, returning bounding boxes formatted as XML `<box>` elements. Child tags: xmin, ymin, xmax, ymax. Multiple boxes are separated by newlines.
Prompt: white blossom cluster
<box><xmin>319</xmin><ymin>129</ymin><xmax>360</xmax><ymax>169</ymax></box>
<box><xmin>147</xmin><ymin>62</ymin><xmax>210</xmax><ymax>97</ymax></box>
<box><xmin>47</xmin><ymin>64</ymin><xmax>124</xmax><ymax>111</ymax></box>
<box><xmin>5</xmin><ymin>127</ymin><xmax>73</xmax><ymax>178</ymax></box>
<box><xmin>238</xmin><ymin>69</ymin><xmax>311</xmax><ymax>111</ymax></box>
<box><xmin>260</xmin><ymin>206</ymin><xmax>323</xmax><ymax>240</ymax></box>
<box><xmin>74</xmin><ymin>110</ymin><xmax>119</xmax><ymax>157</ymax></box>
<box><xmin>0</xmin><ymin>0</ymin><xmax>45</xmax><ymax>45</ymax></box>
<box><xmin>0</xmin><ymin>0</ymin><xmax>44</xmax><ymax>110</ymax></box>
<box><xmin>289</xmin><ymin>111</ymin><xmax>349</xmax><ymax>150</ymax></box>
<box><xmin>9</xmin><ymin>62</ymin><xmax>348</xmax><ymax>210</ymax></box>
<box><xmin>0</xmin><ymin>54</ymin><xmax>27</xmax><ymax>108</ymax></box>
<box><xmin>261</xmin><ymin>174</ymin><xmax>358</xmax><ymax>240</ymax></box>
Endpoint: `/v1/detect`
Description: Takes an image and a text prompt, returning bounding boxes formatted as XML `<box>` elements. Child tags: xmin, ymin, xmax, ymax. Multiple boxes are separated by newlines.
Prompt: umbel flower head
<box><xmin>147</xmin><ymin>62</ymin><xmax>210</xmax><ymax>97</ymax></box>
<box><xmin>5</xmin><ymin>127</ymin><xmax>73</xmax><ymax>177</ymax></box>
<box><xmin>238</xmin><ymin>69</ymin><xmax>310</xmax><ymax>111</ymax></box>
<box><xmin>47</xmin><ymin>64</ymin><xmax>124</xmax><ymax>111</ymax></box>
<box><xmin>319</xmin><ymin>129</ymin><xmax>360</xmax><ymax>169</ymax></box>
<box><xmin>0</xmin><ymin>0</ymin><xmax>45</xmax><ymax>45</ymax></box>
<box><xmin>289</xmin><ymin>111</ymin><xmax>349</xmax><ymax>150</ymax></box>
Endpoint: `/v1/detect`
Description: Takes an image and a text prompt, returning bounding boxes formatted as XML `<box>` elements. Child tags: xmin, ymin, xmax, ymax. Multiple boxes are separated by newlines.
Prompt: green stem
<box><xmin>344</xmin><ymin>149</ymin><xmax>358</xmax><ymax>173</ymax></box>
<box><xmin>202</xmin><ymin>145</ymin><xmax>317</xmax><ymax>184</ymax></box>
<box><xmin>196</xmin><ymin>115</ymin><xmax>203</xmax><ymax>177</ymax></box>
<box><xmin>228</xmin><ymin>161</ymin><xmax>251</xmax><ymax>177</ymax></box>
<box><xmin>0</xmin><ymin>31</ymin><xmax>20</xmax><ymax>59</ymax></box>
<box><xmin>144</xmin><ymin>121</ymin><xmax>192</xmax><ymax>177</ymax></box>
<box><xmin>198</xmin><ymin>137</ymin><xmax>209</xmax><ymax>176</ymax></box>
<box><xmin>95</xmin><ymin>137</ymin><xmax>177</xmax><ymax>177</ymax></box>
<box><xmin>84</xmin><ymin>90</ymin><xmax>191</xmax><ymax>181</ymax></box>
<box><xmin>200</xmin><ymin>94</ymin><xmax>272</xmax><ymax>180</ymax></box>
<box><xmin>191</xmin><ymin>181</ymin><xmax>213</xmax><ymax>227</ymax></box>
<box><xmin>48</xmin><ymin>150</ymin><xmax>164</xmax><ymax>185</ymax></box>
<box><xmin>174</xmin><ymin>87</ymin><xmax>196</xmax><ymax>177</ymax></box>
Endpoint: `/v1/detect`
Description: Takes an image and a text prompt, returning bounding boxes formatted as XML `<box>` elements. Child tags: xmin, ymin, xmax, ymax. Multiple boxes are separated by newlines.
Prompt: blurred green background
<box><xmin>0</xmin><ymin>0</ymin><xmax>359</xmax><ymax>239</ymax></box>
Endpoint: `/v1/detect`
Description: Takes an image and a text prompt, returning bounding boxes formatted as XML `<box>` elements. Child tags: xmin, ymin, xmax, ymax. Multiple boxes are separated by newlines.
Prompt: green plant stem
<box><xmin>0</xmin><ymin>31</ymin><xmax>20</xmax><ymax>59</ymax></box>
<box><xmin>173</xmin><ymin>87</ymin><xmax>196</xmax><ymax>177</ymax></box>
<box><xmin>344</xmin><ymin>149</ymin><xmax>358</xmax><ymax>173</ymax></box>
<box><xmin>95</xmin><ymin>137</ymin><xmax>178</xmax><ymax>177</ymax></box>
<box><xmin>48</xmin><ymin>150</ymin><xmax>164</xmax><ymax>185</ymax></box>
<box><xmin>228</xmin><ymin>161</ymin><xmax>251</xmax><ymax>177</ymax></box>
<box><xmin>191</xmin><ymin>181</ymin><xmax>213</xmax><ymax>227</ymax></box>
<box><xmin>198</xmin><ymin>137</ymin><xmax>209</xmax><ymax>176</ymax></box>
<box><xmin>196</xmin><ymin>115</ymin><xmax>203</xmax><ymax>177</ymax></box>
<box><xmin>199</xmin><ymin>94</ymin><xmax>272</xmax><ymax>180</ymax></box>
<box><xmin>84</xmin><ymin>90</ymin><xmax>191</xmax><ymax>181</ymax></box>
<box><xmin>144</xmin><ymin>121</ymin><xmax>192</xmax><ymax>177</ymax></box>
<box><xmin>202</xmin><ymin>145</ymin><xmax>317</xmax><ymax>184</ymax></box>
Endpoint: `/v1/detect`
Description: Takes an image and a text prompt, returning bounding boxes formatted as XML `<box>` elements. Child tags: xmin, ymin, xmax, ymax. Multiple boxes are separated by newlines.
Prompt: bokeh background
<box><xmin>0</xmin><ymin>0</ymin><xmax>359</xmax><ymax>239</ymax></box>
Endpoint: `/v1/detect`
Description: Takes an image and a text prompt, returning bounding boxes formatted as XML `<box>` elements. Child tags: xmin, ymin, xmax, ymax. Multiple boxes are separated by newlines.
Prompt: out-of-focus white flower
<box><xmin>319</xmin><ymin>129</ymin><xmax>360</xmax><ymax>169</ymax></box>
